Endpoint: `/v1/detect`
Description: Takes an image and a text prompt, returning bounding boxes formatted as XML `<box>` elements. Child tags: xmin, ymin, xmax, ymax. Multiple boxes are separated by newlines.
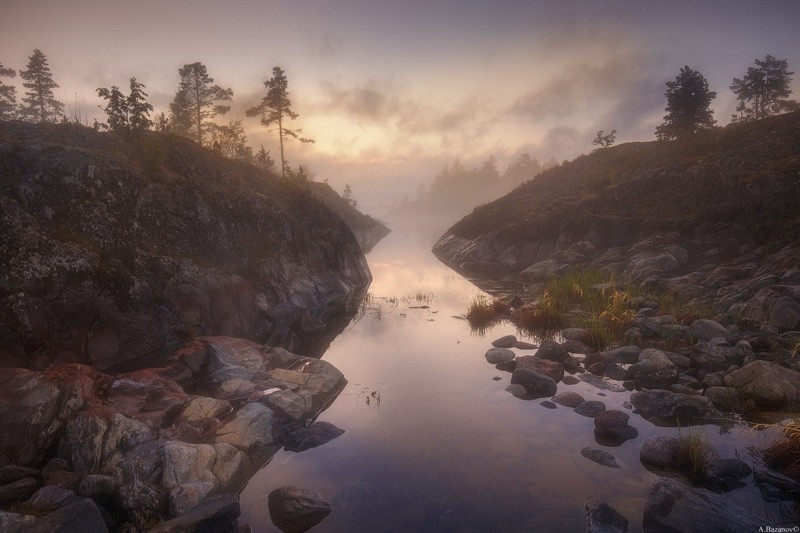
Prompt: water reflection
<box><xmin>240</xmin><ymin>215</ymin><xmax>785</xmax><ymax>532</ymax></box>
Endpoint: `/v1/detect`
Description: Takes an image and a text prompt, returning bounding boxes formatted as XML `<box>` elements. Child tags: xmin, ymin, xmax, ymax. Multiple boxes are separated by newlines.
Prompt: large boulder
<box><xmin>630</xmin><ymin>390</ymin><xmax>723</xmax><ymax>423</ymax></box>
<box><xmin>687</xmin><ymin>319</ymin><xmax>738</xmax><ymax>345</ymax></box>
<box><xmin>723</xmin><ymin>360</ymin><xmax>800</xmax><ymax>409</ymax></box>
<box><xmin>534</xmin><ymin>339</ymin><xmax>570</xmax><ymax>363</ymax></box>
<box><xmin>643</xmin><ymin>477</ymin><xmax>762</xmax><ymax>532</ymax></box>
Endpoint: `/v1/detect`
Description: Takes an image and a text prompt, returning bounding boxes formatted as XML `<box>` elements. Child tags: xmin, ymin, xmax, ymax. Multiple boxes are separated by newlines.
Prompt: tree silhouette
<box><xmin>212</xmin><ymin>119</ymin><xmax>253</xmax><ymax>161</ymax></box>
<box><xmin>0</xmin><ymin>62</ymin><xmax>17</xmax><ymax>120</ymax></box>
<box><xmin>655</xmin><ymin>66</ymin><xmax>716</xmax><ymax>140</ymax></box>
<box><xmin>592</xmin><ymin>129</ymin><xmax>617</xmax><ymax>151</ymax></box>
<box><xmin>246</xmin><ymin>67</ymin><xmax>314</xmax><ymax>179</ymax></box>
<box><xmin>731</xmin><ymin>55</ymin><xmax>797</xmax><ymax>122</ymax></box>
<box><xmin>97</xmin><ymin>78</ymin><xmax>153</xmax><ymax>135</ymax></box>
<box><xmin>343</xmin><ymin>184</ymin><xmax>357</xmax><ymax>208</ymax></box>
<box><xmin>18</xmin><ymin>49</ymin><xmax>64</xmax><ymax>123</ymax></box>
<box><xmin>256</xmin><ymin>145</ymin><xmax>276</xmax><ymax>173</ymax></box>
<box><xmin>169</xmin><ymin>62</ymin><xmax>232</xmax><ymax>145</ymax></box>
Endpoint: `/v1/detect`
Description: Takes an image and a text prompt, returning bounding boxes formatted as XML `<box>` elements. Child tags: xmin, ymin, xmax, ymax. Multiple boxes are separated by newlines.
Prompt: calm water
<box><xmin>240</xmin><ymin>216</ymin><xmax>787</xmax><ymax>532</ymax></box>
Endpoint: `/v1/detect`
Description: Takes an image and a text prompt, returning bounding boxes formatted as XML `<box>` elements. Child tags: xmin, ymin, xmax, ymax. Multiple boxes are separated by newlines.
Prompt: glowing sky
<box><xmin>2</xmin><ymin>0</ymin><xmax>800</xmax><ymax>206</ymax></box>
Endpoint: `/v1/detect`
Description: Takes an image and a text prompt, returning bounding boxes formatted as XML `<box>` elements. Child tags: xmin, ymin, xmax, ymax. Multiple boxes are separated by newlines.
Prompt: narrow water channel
<box><xmin>240</xmin><ymin>216</ymin><xmax>787</xmax><ymax>532</ymax></box>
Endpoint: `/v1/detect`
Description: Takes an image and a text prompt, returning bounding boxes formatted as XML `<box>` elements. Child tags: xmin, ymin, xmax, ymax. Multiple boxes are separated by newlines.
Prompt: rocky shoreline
<box><xmin>0</xmin><ymin>336</ymin><xmax>348</xmax><ymax>531</ymax></box>
<box><xmin>482</xmin><ymin>319</ymin><xmax>800</xmax><ymax>531</ymax></box>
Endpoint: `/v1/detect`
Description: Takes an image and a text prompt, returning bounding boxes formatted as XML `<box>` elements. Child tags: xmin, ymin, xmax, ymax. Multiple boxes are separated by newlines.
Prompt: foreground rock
<box><xmin>643</xmin><ymin>477</ymin><xmax>763</xmax><ymax>532</ymax></box>
<box><xmin>0</xmin><ymin>336</ymin><xmax>346</xmax><ymax>530</ymax></box>
<box><xmin>630</xmin><ymin>390</ymin><xmax>723</xmax><ymax>424</ymax></box>
<box><xmin>268</xmin><ymin>486</ymin><xmax>332</xmax><ymax>533</ymax></box>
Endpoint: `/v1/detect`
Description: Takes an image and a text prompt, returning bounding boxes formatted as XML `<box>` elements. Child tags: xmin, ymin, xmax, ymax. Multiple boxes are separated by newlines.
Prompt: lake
<box><xmin>240</xmin><ymin>215</ymin><xmax>788</xmax><ymax>532</ymax></box>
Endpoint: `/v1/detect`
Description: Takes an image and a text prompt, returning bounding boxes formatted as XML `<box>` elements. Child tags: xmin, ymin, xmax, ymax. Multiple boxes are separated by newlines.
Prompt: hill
<box><xmin>434</xmin><ymin>112</ymin><xmax>800</xmax><ymax>331</ymax></box>
<box><xmin>0</xmin><ymin>121</ymin><xmax>372</xmax><ymax>371</ymax></box>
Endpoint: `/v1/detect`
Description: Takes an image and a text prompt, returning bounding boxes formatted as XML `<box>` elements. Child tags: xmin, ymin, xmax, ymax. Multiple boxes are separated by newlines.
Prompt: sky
<box><xmin>2</xmin><ymin>0</ymin><xmax>800</xmax><ymax>209</ymax></box>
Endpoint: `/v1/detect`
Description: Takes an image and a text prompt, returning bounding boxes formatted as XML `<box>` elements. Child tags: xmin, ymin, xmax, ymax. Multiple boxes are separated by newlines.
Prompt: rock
<box><xmin>723</xmin><ymin>360</ymin><xmax>800</xmax><ymax>409</ymax></box>
<box><xmin>575</xmin><ymin>400</ymin><xmax>606</xmax><ymax>418</ymax></box>
<box><xmin>563</xmin><ymin>375</ymin><xmax>580</xmax><ymax>385</ymax></box>
<box><xmin>26</xmin><ymin>498</ymin><xmax>109</xmax><ymax>533</ymax></box>
<box><xmin>540</xmin><ymin>401</ymin><xmax>557</xmax><ymax>409</ymax></box>
<box><xmin>601</xmin><ymin>346</ymin><xmax>642</xmax><ymax>365</ymax></box>
<box><xmin>178</xmin><ymin>396</ymin><xmax>232</xmax><ymax>426</ymax></box>
<box><xmin>534</xmin><ymin>339</ymin><xmax>570</xmax><ymax>363</ymax></box>
<box><xmin>643</xmin><ymin>477</ymin><xmax>762</xmax><ymax>532</ymax></box>
<box><xmin>703</xmin><ymin>387</ymin><xmax>743</xmax><ymax>412</ymax></box>
<box><xmin>148</xmin><ymin>493</ymin><xmax>240</xmax><ymax>533</ymax></box>
<box><xmin>594</xmin><ymin>410</ymin><xmax>638</xmax><ymax>442</ymax></box>
<box><xmin>631</xmin><ymin>349</ymin><xmax>678</xmax><ymax>389</ymax></box>
<box><xmin>707</xmin><ymin>458</ymin><xmax>752</xmax><ymax>492</ymax></box>
<box><xmin>639</xmin><ymin>436</ymin><xmax>681</xmax><ymax>469</ymax></box>
<box><xmin>491</xmin><ymin>335</ymin><xmax>517</xmax><ymax>348</ymax></box>
<box><xmin>515</xmin><ymin>356</ymin><xmax>564</xmax><ymax>383</ymax></box>
<box><xmin>268</xmin><ymin>486</ymin><xmax>333</xmax><ymax>533</ymax></box>
<box><xmin>588</xmin><ymin>362</ymin><xmax>606</xmax><ymax>376</ymax></box>
<box><xmin>604</xmin><ymin>364</ymin><xmax>629</xmax><ymax>381</ymax></box>
<box><xmin>0</xmin><ymin>511</ymin><xmax>37</xmax><ymax>531</ymax></box>
<box><xmin>283</xmin><ymin>421</ymin><xmax>346</xmax><ymax>452</ymax></box>
<box><xmin>688</xmin><ymin>319</ymin><xmax>739</xmax><ymax>344</ymax></box>
<box><xmin>0</xmin><ymin>477</ymin><xmax>39</xmax><ymax>504</ymax></box>
<box><xmin>578</xmin><ymin>373</ymin><xmax>626</xmax><ymax>392</ymax></box>
<box><xmin>20</xmin><ymin>486</ymin><xmax>78</xmax><ymax>514</ymax></box>
<box><xmin>214</xmin><ymin>402</ymin><xmax>277</xmax><ymax>451</ymax></box>
<box><xmin>688</xmin><ymin>342</ymin><xmax>747</xmax><ymax>372</ymax></box>
<box><xmin>630</xmin><ymin>390</ymin><xmax>723</xmax><ymax>423</ymax></box>
<box><xmin>0</xmin><ymin>466</ymin><xmax>41</xmax><ymax>485</ymax></box>
<box><xmin>505</xmin><ymin>384</ymin><xmax>528</xmax><ymax>397</ymax></box>
<box><xmin>585</xmin><ymin>496</ymin><xmax>629</xmax><ymax>532</ymax></box>
<box><xmin>552</xmin><ymin>391</ymin><xmax>585</xmax><ymax>408</ymax></box>
<box><xmin>485</xmin><ymin>348</ymin><xmax>516</xmax><ymax>364</ymax></box>
<box><xmin>78</xmin><ymin>475</ymin><xmax>117</xmax><ymax>504</ymax></box>
<box><xmin>510</xmin><ymin>368</ymin><xmax>557</xmax><ymax>399</ymax></box>
<box><xmin>519</xmin><ymin>259</ymin><xmax>570</xmax><ymax>281</ymax></box>
<box><xmin>580</xmin><ymin>448</ymin><xmax>621</xmax><ymax>469</ymax></box>
<box><xmin>514</xmin><ymin>341</ymin><xmax>538</xmax><ymax>350</ymax></box>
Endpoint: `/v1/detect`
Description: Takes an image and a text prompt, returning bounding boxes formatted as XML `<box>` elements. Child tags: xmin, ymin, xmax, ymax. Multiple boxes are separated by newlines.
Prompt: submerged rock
<box><xmin>575</xmin><ymin>400</ymin><xmax>607</xmax><ymax>418</ymax></box>
<box><xmin>580</xmin><ymin>448</ymin><xmax>621</xmax><ymax>469</ymax></box>
<box><xmin>585</xmin><ymin>496</ymin><xmax>629</xmax><ymax>532</ymax></box>
<box><xmin>485</xmin><ymin>347</ymin><xmax>516</xmax><ymax>364</ymax></box>
<box><xmin>491</xmin><ymin>335</ymin><xmax>517</xmax><ymax>348</ymax></box>
<box><xmin>594</xmin><ymin>410</ymin><xmax>638</xmax><ymax>442</ymax></box>
<box><xmin>643</xmin><ymin>477</ymin><xmax>762</xmax><ymax>532</ymax></box>
<box><xmin>268</xmin><ymin>486</ymin><xmax>332</xmax><ymax>533</ymax></box>
<box><xmin>283</xmin><ymin>421</ymin><xmax>346</xmax><ymax>452</ymax></box>
<box><xmin>510</xmin><ymin>367</ymin><xmax>557</xmax><ymax>398</ymax></box>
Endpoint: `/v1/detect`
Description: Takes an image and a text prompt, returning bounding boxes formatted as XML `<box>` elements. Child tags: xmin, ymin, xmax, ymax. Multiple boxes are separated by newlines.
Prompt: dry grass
<box><xmin>757</xmin><ymin>420</ymin><xmax>800</xmax><ymax>480</ymax></box>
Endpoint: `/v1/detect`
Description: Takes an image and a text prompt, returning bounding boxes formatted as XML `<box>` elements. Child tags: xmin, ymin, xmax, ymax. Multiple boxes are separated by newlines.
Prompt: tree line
<box><xmin>0</xmin><ymin>50</ymin><xmax>312</xmax><ymax>180</ymax></box>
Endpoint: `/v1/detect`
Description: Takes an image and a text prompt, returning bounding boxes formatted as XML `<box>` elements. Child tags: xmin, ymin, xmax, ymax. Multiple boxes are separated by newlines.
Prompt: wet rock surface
<box><xmin>0</xmin><ymin>336</ymin><xmax>347</xmax><ymax>530</ymax></box>
<box><xmin>268</xmin><ymin>486</ymin><xmax>333</xmax><ymax>533</ymax></box>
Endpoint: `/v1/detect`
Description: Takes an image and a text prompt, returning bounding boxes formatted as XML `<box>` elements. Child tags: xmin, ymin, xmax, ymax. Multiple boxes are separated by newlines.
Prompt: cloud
<box><xmin>316</xmin><ymin>32</ymin><xmax>345</xmax><ymax>60</ymax></box>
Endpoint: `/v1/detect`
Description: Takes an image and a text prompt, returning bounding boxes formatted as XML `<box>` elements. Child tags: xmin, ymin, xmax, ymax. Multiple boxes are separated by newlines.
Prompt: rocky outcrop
<box><xmin>722</xmin><ymin>360</ymin><xmax>800</xmax><ymax>409</ymax></box>
<box><xmin>0</xmin><ymin>336</ymin><xmax>346</xmax><ymax>530</ymax></box>
<box><xmin>300</xmin><ymin>180</ymin><xmax>390</xmax><ymax>252</ymax></box>
<box><xmin>0</xmin><ymin>122</ymin><xmax>372</xmax><ymax>371</ymax></box>
<box><xmin>433</xmin><ymin>112</ymin><xmax>800</xmax><ymax>331</ymax></box>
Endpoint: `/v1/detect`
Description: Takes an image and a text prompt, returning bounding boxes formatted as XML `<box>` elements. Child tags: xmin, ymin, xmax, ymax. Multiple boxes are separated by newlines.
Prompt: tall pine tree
<box><xmin>18</xmin><ymin>49</ymin><xmax>64</xmax><ymax>123</ymax></box>
<box><xmin>96</xmin><ymin>78</ymin><xmax>153</xmax><ymax>135</ymax></box>
<box><xmin>655</xmin><ymin>66</ymin><xmax>716</xmax><ymax>140</ymax></box>
<box><xmin>246</xmin><ymin>67</ymin><xmax>314</xmax><ymax>179</ymax></box>
<box><xmin>0</xmin><ymin>62</ymin><xmax>17</xmax><ymax>120</ymax></box>
<box><xmin>169</xmin><ymin>62</ymin><xmax>232</xmax><ymax>145</ymax></box>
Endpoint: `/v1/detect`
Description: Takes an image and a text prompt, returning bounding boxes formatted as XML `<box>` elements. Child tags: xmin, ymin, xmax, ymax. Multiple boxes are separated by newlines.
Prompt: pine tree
<box><xmin>246</xmin><ymin>67</ymin><xmax>314</xmax><ymax>179</ymax></box>
<box><xmin>0</xmin><ymin>62</ymin><xmax>17</xmax><ymax>120</ymax></box>
<box><xmin>255</xmin><ymin>145</ymin><xmax>276</xmax><ymax>173</ymax></box>
<box><xmin>97</xmin><ymin>78</ymin><xmax>153</xmax><ymax>135</ymax></box>
<box><xmin>18</xmin><ymin>49</ymin><xmax>64</xmax><ymax>123</ymax></box>
<box><xmin>731</xmin><ymin>55</ymin><xmax>797</xmax><ymax>122</ymax></box>
<box><xmin>127</xmin><ymin>78</ymin><xmax>153</xmax><ymax>132</ymax></box>
<box><xmin>343</xmin><ymin>184</ymin><xmax>357</xmax><ymax>208</ymax></box>
<box><xmin>655</xmin><ymin>66</ymin><xmax>716</xmax><ymax>140</ymax></box>
<box><xmin>169</xmin><ymin>62</ymin><xmax>232</xmax><ymax>145</ymax></box>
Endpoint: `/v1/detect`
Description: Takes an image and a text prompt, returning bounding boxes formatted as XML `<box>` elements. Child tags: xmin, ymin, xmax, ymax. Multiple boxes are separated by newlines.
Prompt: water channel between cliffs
<box><xmin>240</xmin><ymin>217</ymin><xmax>785</xmax><ymax>532</ymax></box>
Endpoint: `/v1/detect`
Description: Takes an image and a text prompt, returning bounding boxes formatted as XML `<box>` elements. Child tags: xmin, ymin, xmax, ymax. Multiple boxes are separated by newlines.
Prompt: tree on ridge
<box><xmin>169</xmin><ymin>62</ymin><xmax>232</xmax><ymax>145</ymax></box>
<box><xmin>246</xmin><ymin>66</ymin><xmax>314</xmax><ymax>179</ymax></box>
<box><xmin>731</xmin><ymin>55</ymin><xmax>797</xmax><ymax>122</ymax></box>
<box><xmin>655</xmin><ymin>66</ymin><xmax>716</xmax><ymax>140</ymax></box>
<box><xmin>18</xmin><ymin>49</ymin><xmax>64</xmax><ymax>123</ymax></box>
<box><xmin>0</xmin><ymin>62</ymin><xmax>17</xmax><ymax>120</ymax></box>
